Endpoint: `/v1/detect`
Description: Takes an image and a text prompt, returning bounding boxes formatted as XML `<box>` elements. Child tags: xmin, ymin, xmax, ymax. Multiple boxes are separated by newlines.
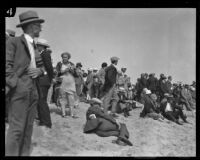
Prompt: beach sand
<box><xmin>25</xmin><ymin>101</ymin><xmax>196</xmax><ymax>157</ymax></box>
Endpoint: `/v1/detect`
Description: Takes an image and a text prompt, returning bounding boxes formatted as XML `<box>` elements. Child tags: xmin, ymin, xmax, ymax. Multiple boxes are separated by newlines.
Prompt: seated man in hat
<box><xmin>140</xmin><ymin>89</ymin><xmax>164</xmax><ymax>121</ymax></box>
<box><xmin>83</xmin><ymin>98</ymin><xmax>133</xmax><ymax>146</ymax></box>
<box><xmin>160</xmin><ymin>94</ymin><xmax>189</xmax><ymax>125</ymax></box>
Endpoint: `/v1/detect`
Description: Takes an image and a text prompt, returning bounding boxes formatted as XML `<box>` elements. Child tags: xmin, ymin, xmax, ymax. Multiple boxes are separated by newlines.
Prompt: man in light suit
<box><xmin>6</xmin><ymin>10</ymin><xmax>46</xmax><ymax>156</ymax></box>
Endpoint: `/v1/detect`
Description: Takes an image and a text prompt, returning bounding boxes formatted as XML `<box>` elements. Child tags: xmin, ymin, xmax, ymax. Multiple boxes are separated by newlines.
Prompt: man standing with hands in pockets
<box><xmin>6</xmin><ymin>10</ymin><xmax>46</xmax><ymax>156</ymax></box>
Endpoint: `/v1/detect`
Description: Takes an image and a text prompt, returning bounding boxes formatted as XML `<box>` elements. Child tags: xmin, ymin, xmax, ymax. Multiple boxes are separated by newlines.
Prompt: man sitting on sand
<box><xmin>160</xmin><ymin>94</ymin><xmax>189</xmax><ymax>125</ymax></box>
<box><xmin>83</xmin><ymin>98</ymin><xmax>133</xmax><ymax>146</ymax></box>
<box><xmin>140</xmin><ymin>88</ymin><xmax>164</xmax><ymax>121</ymax></box>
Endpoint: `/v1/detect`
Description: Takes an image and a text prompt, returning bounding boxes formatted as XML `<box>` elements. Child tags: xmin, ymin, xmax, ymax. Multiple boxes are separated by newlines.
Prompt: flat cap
<box><xmin>110</xmin><ymin>56</ymin><xmax>120</xmax><ymax>62</ymax></box>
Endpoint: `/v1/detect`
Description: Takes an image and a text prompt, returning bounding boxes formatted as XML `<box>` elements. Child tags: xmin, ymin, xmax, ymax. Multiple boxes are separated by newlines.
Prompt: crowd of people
<box><xmin>5</xmin><ymin>10</ymin><xmax>196</xmax><ymax>156</ymax></box>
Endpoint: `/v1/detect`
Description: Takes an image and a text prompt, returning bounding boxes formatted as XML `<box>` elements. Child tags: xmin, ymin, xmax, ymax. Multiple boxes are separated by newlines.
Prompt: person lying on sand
<box><xmin>83</xmin><ymin>98</ymin><xmax>133</xmax><ymax>146</ymax></box>
<box><xmin>160</xmin><ymin>94</ymin><xmax>189</xmax><ymax>125</ymax></box>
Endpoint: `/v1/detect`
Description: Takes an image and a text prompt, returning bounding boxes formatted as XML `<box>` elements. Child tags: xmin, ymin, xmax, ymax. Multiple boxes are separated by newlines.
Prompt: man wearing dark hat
<box><xmin>6</xmin><ymin>10</ymin><xmax>46</xmax><ymax>156</ymax></box>
<box><xmin>83</xmin><ymin>98</ymin><xmax>133</xmax><ymax>146</ymax></box>
<box><xmin>102</xmin><ymin>56</ymin><xmax>120</xmax><ymax>118</ymax></box>
<box><xmin>36</xmin><ymin>38</ymin><xmax>54</xmax><ymax>129</ymax></box>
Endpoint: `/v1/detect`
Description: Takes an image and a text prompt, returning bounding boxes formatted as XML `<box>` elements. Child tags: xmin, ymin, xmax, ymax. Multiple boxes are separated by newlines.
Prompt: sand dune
<box><xmin>6</xmin><ymin>102</ymin><xmax>196</xmax><ymax>157</ymax></box>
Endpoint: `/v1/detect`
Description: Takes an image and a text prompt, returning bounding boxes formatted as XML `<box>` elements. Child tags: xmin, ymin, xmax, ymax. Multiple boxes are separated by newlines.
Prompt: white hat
<box><xmin>36</xmin><ymin>38</ymin><xmax>50</xmax><ymax>48</ymax></box>
<box><xmin>88</xmin><ymin>68</ymin><xmax>93</xmax><ymax>71</ymax></box>
<box><xmin>146</xmin><ymin>89</ymin><xmax>151</xmax><ymax>95</ymax></box>
<box><xmin>90</xmin><ymin>98</ymin><xmax>102</xmax><ymax>105</ymax></box>
<box><xmin>93</xmin><ymin>68</ymin><xmax>98</xmax><ymax>71</ymax></box>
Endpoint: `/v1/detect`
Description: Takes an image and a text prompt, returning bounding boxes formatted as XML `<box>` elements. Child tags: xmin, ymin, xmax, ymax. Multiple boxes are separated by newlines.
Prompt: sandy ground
<box><xmin>5</xmin><ymin>101</ymin><xmax>196</xmax><ymax>157</ymax></box>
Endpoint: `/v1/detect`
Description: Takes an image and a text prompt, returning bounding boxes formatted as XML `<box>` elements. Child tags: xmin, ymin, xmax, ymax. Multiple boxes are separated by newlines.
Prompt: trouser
<box><xmin>37</xmin><ymin>85</ymin><xmax>52</xmax><ymax>128</ymax></box>
<box><xmin>164</xmin><ymin>110</ymin><xmax>186</xmax><ymax>123</ymax></box>
<box><xmin>95</xmin><ymin>118</ymin><xmax>129</xmax><ymax>139</ymax></box>
<box><xmin>102</xmin><ymin>85</ymin><xmax>119</xmax><ymax>113</ymax></box>
<box><xmin>5</xmin><ymin>86</ymin><xmax>38</xmax><ymax>156</ymax></box>
<box><xmin>146</xmin><ymin>112</ymin><xmax>163</xmax><ymax>120</ymax></box>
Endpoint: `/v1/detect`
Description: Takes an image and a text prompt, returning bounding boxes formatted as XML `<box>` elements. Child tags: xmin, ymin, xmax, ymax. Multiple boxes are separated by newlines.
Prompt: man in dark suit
<box><xmin>102</xmin><ymin>56</ymin><xmax>120</xmax><ymax>118</ymax></box>
<box><xmin>6</xmin><ymin>10</ymin><xmax>46</xmax><ymax>156</ymax></box>
<box><xmin>36</xmin><ymin>38</ymin><xmax>54</xmax><ymax>129</ymax></box>
<box><xmin>83</xmin><ymin>98</ymin><xmax>133</xmax><ymax>146</ymax></box>
<box><xmin>160</xmin><ymin>94</ymin><xmax>189</xmax><ymax>125</ymax></box>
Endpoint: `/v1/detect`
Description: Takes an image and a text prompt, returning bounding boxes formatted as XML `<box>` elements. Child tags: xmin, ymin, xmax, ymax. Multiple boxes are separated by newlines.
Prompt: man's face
<box><xmin>31</xmin><ymin>23</ymin><xmax>42</xmax><ymax>38</ymax></box>
<box><xmin>37</xmin><ymin>45</ymin><xmax>46</xmax><ymax>52</ymax></box>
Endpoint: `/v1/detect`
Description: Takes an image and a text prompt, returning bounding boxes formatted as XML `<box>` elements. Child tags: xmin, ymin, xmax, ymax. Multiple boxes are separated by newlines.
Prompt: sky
<box><xmin>6</xmin><ymin>8</ymin><xmax>196</xmax><ymax>84</ymax></box>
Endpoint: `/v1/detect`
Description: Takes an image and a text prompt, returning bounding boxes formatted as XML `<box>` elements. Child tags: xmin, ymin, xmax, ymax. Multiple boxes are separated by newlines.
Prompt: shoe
<box><xmin>71</xmin><ymin>115</ymin><xmax>79</xmax><ymax>119</ymax></box>
<box><xmin>110</xmin><ymin>113</ymin><xmax>119</xmax><ymax>118</ymax></box>
<box><xmin>62</xmin><ymin>115</ymin><xmax>67</xmax><ymax>118</ymax></box>
<box><xmin>176</xmin><ymin>120</ymin><xmax>183</xmax><ymax>125</ymax></box>
<box><xmin>118</xmin><ymin>137</ymin><xmax>133</xmax><ymax>146</ymax></box>
<box><xmin>115</xmin><ymin>138</ymin><xmax>127</xmax><ymax>146</ymax></box>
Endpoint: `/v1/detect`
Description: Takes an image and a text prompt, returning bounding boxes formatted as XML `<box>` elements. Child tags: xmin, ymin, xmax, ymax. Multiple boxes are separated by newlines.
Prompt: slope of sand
<box><xmin>5</xmin><ymin>101</ymin><xmax>195</xmax><ymax>157</ymax></box>
<box><xmin>28</xmin><ymin>102</ymin><xmax>196</xmax><ymax>157</ymax></box>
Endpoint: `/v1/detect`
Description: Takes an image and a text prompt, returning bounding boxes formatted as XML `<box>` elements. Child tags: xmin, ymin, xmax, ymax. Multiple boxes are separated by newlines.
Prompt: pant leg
<box><xmin>164</xmin><ymin>111</ymin><xmax>177</xmax><ymax>122</ymax></box>
<box><xmin>20</xmin><ymin>87</ymin><xmax>38</xmax><ymax>156</ymax></box>
<box><xmin>119</xmin><ymin>123</ymin><xmax>129</xmax><ymax>139</ymax></box>
<box><xmin>37</xmin><ymin>85</ymin><xmax>52</xmax><ymax>128</ymax></box>
<box><xmin>111</xmin><ymin>86</ymin><xmax>119</xmax><ymax>114</ymax></box>
<box><xmin>102</xmin><ymin>87</ymin><xmax>114</xmax><ymax>113</ymax></box>
<box><xmin>95</xmin><ymin>130</ymin><xmax>119</xmax><ymax>137</ymax></box>
<box><xmin>6</xmin><ymin>86</ymin><xmax>38</xmax><ymax>156</ymax></box>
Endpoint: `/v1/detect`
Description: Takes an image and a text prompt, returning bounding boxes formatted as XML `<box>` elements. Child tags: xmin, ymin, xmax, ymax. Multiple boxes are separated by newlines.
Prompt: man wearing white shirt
<box><xmin>6</xmin><ymin>10</ymin><xmax>45</xmax><ymax>156</ymax></box>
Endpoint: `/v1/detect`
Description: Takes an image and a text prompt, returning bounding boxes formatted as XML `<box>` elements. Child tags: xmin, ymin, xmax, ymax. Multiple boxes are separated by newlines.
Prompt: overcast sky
<box><xmin>6</xmin><ymin>8</ymin><xmax>196</xmax><ymax>84</ymax></box>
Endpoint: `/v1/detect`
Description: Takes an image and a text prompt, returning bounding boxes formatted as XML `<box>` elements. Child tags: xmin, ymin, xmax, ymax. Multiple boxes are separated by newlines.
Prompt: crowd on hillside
<box><xmin>5</xmin><ymin>10</ymin><xmax>196</xmax><ymax>156</ymax></box>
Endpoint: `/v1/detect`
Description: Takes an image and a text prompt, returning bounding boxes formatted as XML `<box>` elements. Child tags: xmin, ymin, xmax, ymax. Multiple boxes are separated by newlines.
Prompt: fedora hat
<box><xmin>16</xmin><ymin>10</ymin><xmax>45</xmax><ymax>28</ymax></box>
<box><xmin>110</xmin><ymin>56</ymin><xmax>120</xmax><ymax>62</ymax></box>
<box><xmin>89</xmin><ymin>98</ymin><xmax>102</xmax><ymax>105</ymax></box>
<box><xmin>36</xmin><ymin>38</ymin><xmax>50</xmax><ymax>48</ymax></box>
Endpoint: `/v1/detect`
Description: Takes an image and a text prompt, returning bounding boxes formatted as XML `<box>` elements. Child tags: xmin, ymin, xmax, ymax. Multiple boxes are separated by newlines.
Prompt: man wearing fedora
<box><xmin>83</xmin><ymin>98</ymin><xmax>133</xmax><ymax>146</ymax></box>
<box><xmin>36</xmin><ymin>38</ymin><xmax>54</xmax><ymax>129</ymax></box>
<box><xmin>102</xmin><ymin>56</ymin><xmax>120</xmax><ymax>118</ymax></box>
<box><xmin>6</xmin><ymin>10</ymin><xmax>46</xmax><ymax>156</ymax></box>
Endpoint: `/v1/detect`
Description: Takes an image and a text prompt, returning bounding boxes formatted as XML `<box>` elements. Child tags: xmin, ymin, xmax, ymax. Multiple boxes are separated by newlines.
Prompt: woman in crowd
<box><xmin>55</xmin><ymin>52</ymin><xmax>78</xmax><ymax>118</ymax></box>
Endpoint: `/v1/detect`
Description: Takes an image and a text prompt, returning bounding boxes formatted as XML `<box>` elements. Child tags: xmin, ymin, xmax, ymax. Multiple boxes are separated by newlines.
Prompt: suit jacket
<box><xmin>38</xmin><ymin>49</ymin><xmax>54</xmax><ymax>86</ymax></box>
<box><xmin>140</xmin><ymin>94</ymin><xmax>157</xmax><ymax>117</ymax></box>
<box><xmin>103</xmin><ymin>64</ymin><xmax>118</xmax><ymax>92</ymax></box>
<box><xmin>147</xmin><ymin>77</ymin><xmax>157</xmax><ymax>91</ymax></box>
<box><xmin>160</xmin><ymin>100</ymin><xmax>183</xmax><ymax>115</ymax></box>
<box><xmin>6</xmin><ymin>35</ymin><xmax>38</xmax><ymax>93</ymax></box>
<box><xmin>84</xmin><ymin>104</ymin><xmax>117</xmax><ymax>133</ymax></box>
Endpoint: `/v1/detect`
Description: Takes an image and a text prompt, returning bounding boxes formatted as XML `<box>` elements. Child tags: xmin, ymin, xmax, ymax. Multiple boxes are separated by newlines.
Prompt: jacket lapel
<box><xmin>20</xmin><ymin>34</ymin><xmax>31</xmax><ymax>59</ymax></box>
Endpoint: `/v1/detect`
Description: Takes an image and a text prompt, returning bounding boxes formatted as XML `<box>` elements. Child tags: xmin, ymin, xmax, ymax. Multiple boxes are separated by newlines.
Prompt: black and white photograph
<box><xmin>5</xmin><ymin>7</ymin><xmax>196</xmax><ymax>156</ymax></box>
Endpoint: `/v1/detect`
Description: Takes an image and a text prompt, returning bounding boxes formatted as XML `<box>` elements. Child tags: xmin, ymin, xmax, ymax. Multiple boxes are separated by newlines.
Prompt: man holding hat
<box><xmin>102</xmin><ymin>56</ymin><xmax>120</xmax><ymax>118</ymax></box>
<box><xmin>36</xmin><ymin>38</ymin><xmax>54</xmax><ymax>129</ymax></box>
<box><xmin>6</xmin><ymin>10</ymin><xmax>46</xmax><ymax>156</ymax></box>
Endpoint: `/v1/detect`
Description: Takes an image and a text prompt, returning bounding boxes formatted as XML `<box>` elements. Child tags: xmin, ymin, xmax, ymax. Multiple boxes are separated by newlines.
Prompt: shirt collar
<box><xmin>24</xmin><ymin>33</ymin><xmax>34</xmax><ymax>44</ymax></box>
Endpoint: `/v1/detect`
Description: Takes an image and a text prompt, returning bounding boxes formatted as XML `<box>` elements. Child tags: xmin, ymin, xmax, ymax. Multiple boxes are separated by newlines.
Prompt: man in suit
<box><xmin>6</xmin><ymin>10</ymin><xmax>46</xmax><ymax>156</ymax></box>
<box><xmin>5</xmin><ymin>29</ymin><xmax>16</xmax><ymax>123</ymax></box>
<box><xmin>36</xmin><ymin>38</ymin><xmax>54</xmax><ymax>129</ymax></box>
<box><xmin>160</xmin><ymin>94</ymin><xmax>189</xmax><ymax>125</ymax></box>
<box><xmin>102</xmin><ymin>56</ymin><xmax>120</xmax><ymax>118</ymax></box>
<box><xmin>83</xmin><ymin>98</ymin><xmax>133</xmax><ymax>146</ymax></box>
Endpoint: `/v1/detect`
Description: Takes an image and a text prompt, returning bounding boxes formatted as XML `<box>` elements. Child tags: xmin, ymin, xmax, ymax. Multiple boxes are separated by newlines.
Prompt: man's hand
<box><xmin>27</xmin><ymin>68</ymin><xmax>43</xmax><ymax>78</ymax></box>
<box><xmin>6</xmin><ymin>85</ymin><xmax>10</xmax><ymax>95</ymax></box>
